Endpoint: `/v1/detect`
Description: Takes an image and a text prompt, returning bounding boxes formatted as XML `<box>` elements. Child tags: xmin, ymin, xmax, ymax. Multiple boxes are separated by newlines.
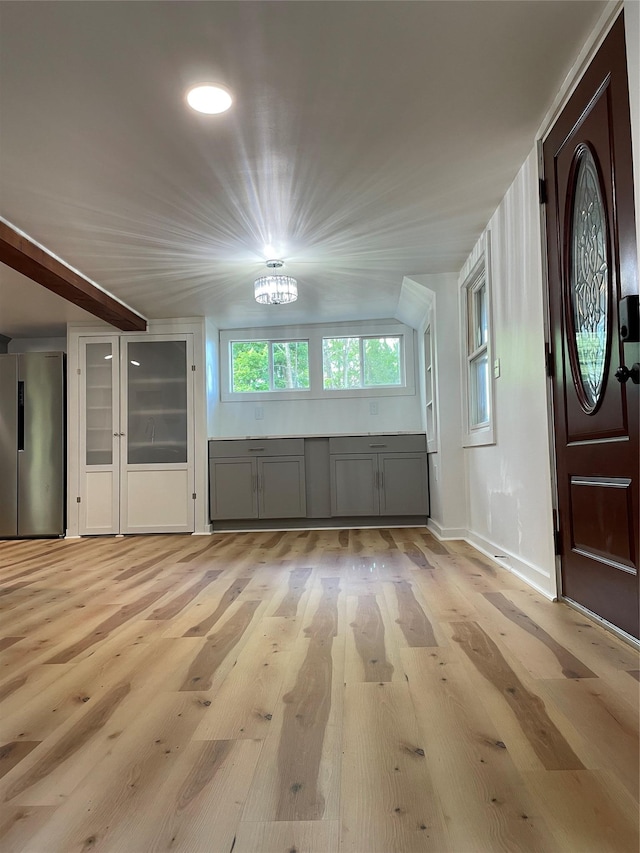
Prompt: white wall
<box><xmin>461</xmin><ymin>153</ymin><xmax>556</xmax><ymax>596</ymax></box>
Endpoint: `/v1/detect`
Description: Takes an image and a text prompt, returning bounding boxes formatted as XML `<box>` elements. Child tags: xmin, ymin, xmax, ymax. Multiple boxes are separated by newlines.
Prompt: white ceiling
<box><xmin>0</xmin><ymin>0</ymin><xmax>606</xmax><ymax>338</ymax></box>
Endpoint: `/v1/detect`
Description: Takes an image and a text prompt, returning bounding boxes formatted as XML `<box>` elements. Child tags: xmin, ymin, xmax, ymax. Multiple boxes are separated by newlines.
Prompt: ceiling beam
<box><xmin>0</xmin><ymin>219</ymin><xmax>147</xmax><ymax>332</ymax></box>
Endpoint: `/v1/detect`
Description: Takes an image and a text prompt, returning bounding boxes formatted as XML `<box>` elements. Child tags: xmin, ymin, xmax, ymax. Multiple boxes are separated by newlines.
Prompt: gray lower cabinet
<box><xmin>209</xmin><ymin>439</ymin><xmax>306</xmax><ymax>520</ymax></box>
<box><xmin>210</xmin><ymin>434</ymin><xmax>427</xmax><ymax>523</ymax></box>
<box><xmin>210</xmin><ymin>457</ymin><xmax>258</xmax><ymax>520</ymax></box>
<box><xmin>329</xmin><ymin>435</ymin><xmax>428</xmax><ymax>517</ymax></box>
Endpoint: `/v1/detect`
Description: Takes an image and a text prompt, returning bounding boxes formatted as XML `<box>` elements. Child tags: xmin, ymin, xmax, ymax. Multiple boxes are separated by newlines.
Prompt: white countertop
<box><xmin>209</xmin><ymin>432</ymin><xmax>424</xmax><ymax>440</ymax></box>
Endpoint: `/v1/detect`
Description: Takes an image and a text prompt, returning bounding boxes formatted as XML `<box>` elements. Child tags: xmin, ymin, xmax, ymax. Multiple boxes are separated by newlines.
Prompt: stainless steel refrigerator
<box><xmin>0</xmin><ymin>352</ymin><xmax>65</xmax><ymax>537</ymax></box>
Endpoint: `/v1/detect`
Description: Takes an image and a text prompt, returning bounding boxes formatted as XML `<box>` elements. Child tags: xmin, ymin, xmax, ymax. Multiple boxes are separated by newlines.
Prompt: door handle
<box><xmin>17</xmin><ymin>381</ymin><xmax>24</xmax><ymax>451</ymax></box>
<box><xmin>614</xmin><ymin>363</ymin><xmax>640</xmax><ymax>385</ymax></box>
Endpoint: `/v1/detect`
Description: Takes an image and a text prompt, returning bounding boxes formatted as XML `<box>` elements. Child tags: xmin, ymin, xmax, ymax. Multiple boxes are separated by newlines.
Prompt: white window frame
<box><xmin>460</xmin><ymin>232</ymin><xmax>496</xmax><ymax>446</ymax></box>
<box><xmin>220</xmin><ymin>320</ymin><xmax>415</xmax><ymax>402</ymax></box>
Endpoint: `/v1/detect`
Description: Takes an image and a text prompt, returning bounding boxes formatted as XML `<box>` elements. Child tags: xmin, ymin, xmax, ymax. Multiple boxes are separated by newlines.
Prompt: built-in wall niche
<box><xmin>424</xmin><ymin>324</ymin><xmax>437</xmax><ymax>453</ymax></box>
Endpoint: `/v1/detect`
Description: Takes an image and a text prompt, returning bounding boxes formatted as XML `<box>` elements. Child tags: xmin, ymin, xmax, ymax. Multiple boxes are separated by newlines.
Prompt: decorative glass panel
<box><xmin>85</xmin><ymin>342</ymin><xmax>113</xmax><ymax>465</ymax></box>
<box><xmin>127</xmin><ymin>341</ymin><xmax>187</xmax><ymax>464</ymax></box>
<box><xmin>570</xmin><ymin>148</ymin><xmax>609</xmax><ymax>409</ymax></box>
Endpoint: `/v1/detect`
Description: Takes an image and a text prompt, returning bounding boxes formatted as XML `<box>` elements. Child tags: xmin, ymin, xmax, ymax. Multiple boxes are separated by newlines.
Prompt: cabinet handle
<box><xmin>113</xmin><ymin>433</ymin><xmax>119</xmax><ymax>437</ymax></box>
<box><xmin>380</xmin><ymin>471</ymin><xmax>384</xmax><ymax>489</ymax></box>
<box><xmin>369</xmin><ymin>443</ymin><xmax>387</xmax><ymax>447</ymax></box>
<box><xmin>375</xmin><ymin>471</ymin><xmax>379</xmax><ymax>489</ymax></box>
<box><xmin>249</xmin><ymin>447</ymin><xmax>265</xmax><ymax>452</ymax></box>
<box><xmin>119</xmin><ymin>432</ymin><xmax>126</xmax><ymax>436</ymax></box>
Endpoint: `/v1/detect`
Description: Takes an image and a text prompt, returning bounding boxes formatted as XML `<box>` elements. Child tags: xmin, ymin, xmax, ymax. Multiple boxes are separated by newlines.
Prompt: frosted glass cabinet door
<box><xmin>120</xmin><ymin>335</ymin><xmax>194</xmax><ymax>534</ymax></box>
<box><xmin>125</xmin><ymin>340</ymin><xmax>188</xmax><ymax>465</ymax></box>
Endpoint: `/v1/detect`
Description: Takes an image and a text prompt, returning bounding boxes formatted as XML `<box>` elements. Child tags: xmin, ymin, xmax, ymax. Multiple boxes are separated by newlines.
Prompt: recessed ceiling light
<box><xmin>186</xmin><ymin>84</ymin><xmax>233</xmax><ymax>114</ymax></box>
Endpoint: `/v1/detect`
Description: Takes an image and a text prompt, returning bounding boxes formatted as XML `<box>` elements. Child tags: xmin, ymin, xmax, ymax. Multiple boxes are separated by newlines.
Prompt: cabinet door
<box><xmin>330</xmin><ymin>454</ymin><xmax>378</xmax><ymax>516</ymax></box>
<box><xmin>210</xmin><ymin>457</ymin><xmax>258</xmax><ymax>520</ymax></box>
<box><xmin>120</xmin><ymin>335</ymin><xmax>194</xmax><ymax>534</ymax></box>
<box><xmin>258</xmin><ymin>456</ymin><xmax>306</xmax><ymax>519</ymax></box>
<box><xmin>379</xmin><ymin>452</ymin><xmax>428</xmax><ymax>516</ymax></box>
<box><xmin>79</xmin><ymin>337</ymin><xmax>120</xmax><ymax>535</ymax></box>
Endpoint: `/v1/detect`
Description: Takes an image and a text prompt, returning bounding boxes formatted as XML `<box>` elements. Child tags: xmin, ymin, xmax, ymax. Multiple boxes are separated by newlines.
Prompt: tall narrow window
<box><xmin>460</xmin><ymin>234</ymin><xmax>495</xmax><ymax>445</ymax></box>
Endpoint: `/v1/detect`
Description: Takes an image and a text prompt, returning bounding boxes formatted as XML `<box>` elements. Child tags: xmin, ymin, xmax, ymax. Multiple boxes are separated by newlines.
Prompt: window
<box><xmin>220</xmin><ymin>322</ymin><xmax>414</xmax><ymax>401</ymax></box>
<box><xmin>231</xmin><ymin>340</ymin><xmax>309</xmax><ymax>392</ymax></box>
<box><xmin>323</xmin><ymin>336</ymin><xmax>402</xmax><ymax>389</ymax></box>
<box><xmin>460</xmin><ymin>233</ymin><xmax>495</xmax><ymax>445</ymax></box>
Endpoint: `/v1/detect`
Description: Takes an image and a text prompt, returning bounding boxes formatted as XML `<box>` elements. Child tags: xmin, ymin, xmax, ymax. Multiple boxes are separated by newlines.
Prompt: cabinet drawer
<box><xmin>328</xmin><ymin>434</ymin><xmax>426</xmax><ymax>455</ymax></box>
<box><xmin>209</xmin><ymin>438</ymin><xmax>304</xmax><ymax>458</ymax></box>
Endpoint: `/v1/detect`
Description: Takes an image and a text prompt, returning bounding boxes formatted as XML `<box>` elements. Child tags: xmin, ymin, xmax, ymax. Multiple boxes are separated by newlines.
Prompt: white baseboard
<box><xmin>464</xmin><ymin>529</ymin><xmax>557</xmax><ymax>601</ymax></box>
<box><xmin>426</xmin><ymin>519</ymin><xmax>467</xmax><ymax>540</ymax></box>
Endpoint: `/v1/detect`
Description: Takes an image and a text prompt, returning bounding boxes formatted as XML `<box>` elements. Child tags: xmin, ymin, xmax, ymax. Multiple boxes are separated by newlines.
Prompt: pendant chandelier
<box><xmin>254</xmin><ymin>260</ymin><xmax>298</xmax><ymax>305</ymax></box>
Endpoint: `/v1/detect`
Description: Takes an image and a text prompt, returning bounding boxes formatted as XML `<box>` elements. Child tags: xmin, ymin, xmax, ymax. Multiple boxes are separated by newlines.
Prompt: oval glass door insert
<box><xmin>569</xmin><ymin>146</ymin><xmax>610</xmax><ymax>410</ymax></box>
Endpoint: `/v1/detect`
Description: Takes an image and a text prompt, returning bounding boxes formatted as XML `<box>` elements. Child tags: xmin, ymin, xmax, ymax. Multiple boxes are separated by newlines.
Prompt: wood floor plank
<box><xmin>0</xmin><ymin>805</ymin><xmax>57</xmax><ymax>853</ymax></box>
<box><xmin>448</xmin><ymin>621</ymin><xmax>585</xmax><ymax>772</ymax></box>
<box><xmin>403</xmin><ymin>648</ymin><xmax>559</xmax><ymax>853</ymax></box>
<box><xmin>234</xmin><ymin>819</ymin><xmax>340</xmax><ymax>853</ymax></box>
<box><xmin>340</xmin><ymin>682</ymin><xmax>449</xmax><ymax>852</ymax></box>
<box><xmin>534</xmin><ymin>677</ymin><xmax>639</xmax><ymax>799</ymax></box>
<box><xmin>0</xmin><ymin>530</ymin><xmax>636</xmax><ymax>852</ymax></box>
<box><xmin>345</xmin><ymin>593</ymin><xmax>397</xmax><ymax>682</ymax></box>
<box><xmin>242</xmin><ymin>577</ymin><xmax>345</xmax><ymax>822</ymax></box>
<box><xmin>522</xmin><ymin>769</ymin><xmax>639</xmax><ymax>853</ymax></box>
<box><xmin>18</xmin><ymin>695</ymin><xmax>259</xmax><ymax>852</ymax></box>
<box><xmin>193</xmin><ymin>617</ymin><xmax>295</xmax><ymax>740</ymax></box>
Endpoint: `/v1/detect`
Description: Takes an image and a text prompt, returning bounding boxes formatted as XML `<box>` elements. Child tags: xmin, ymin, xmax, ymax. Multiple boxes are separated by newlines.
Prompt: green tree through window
<box><xmin>323</xmin><ymin>336</ymin><xmax>402</xmax><ymax>389</ymax></box>
<box><xmin>231</xmin><ymin>340</ymin><xmax>309</xmax><ymax>392</ymax></box>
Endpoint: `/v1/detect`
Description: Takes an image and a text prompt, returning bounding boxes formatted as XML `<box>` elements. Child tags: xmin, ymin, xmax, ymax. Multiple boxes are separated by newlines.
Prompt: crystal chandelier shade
<box><xmin>254</xmin><ymin>273</ymin><xmax>298</xmax><ymax>305</ymax></box>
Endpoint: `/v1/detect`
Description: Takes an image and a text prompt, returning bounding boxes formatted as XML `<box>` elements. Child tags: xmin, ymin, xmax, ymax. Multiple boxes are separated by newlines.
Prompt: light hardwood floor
<box><xmin>0</xmin><ymin>529</ymin><xmax>637</xmax><ymax>853</ymax></box>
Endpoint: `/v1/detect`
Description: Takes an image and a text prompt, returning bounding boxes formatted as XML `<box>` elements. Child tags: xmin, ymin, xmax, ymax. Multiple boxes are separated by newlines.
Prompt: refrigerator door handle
<box><xmin>17</xmin><ymin>381</ymin><xmax>25</xmax><ymax>451</ymax></box>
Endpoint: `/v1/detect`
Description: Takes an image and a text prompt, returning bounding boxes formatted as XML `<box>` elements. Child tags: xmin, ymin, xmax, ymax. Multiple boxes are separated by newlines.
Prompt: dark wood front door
<box><xmin>543</xmin><ymin>13</ymin><xmax>639</xmax><ymax>639</ymax></box>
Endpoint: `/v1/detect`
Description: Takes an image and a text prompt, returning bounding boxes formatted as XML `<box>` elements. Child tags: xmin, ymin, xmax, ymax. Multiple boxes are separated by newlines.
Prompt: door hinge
<box><xmin>76</xmin><ymin>496</ymin><xmax>81</xmax><ymax>503</ymax></box>
<box><xmin>539</xmin><ymin>178</ymin><xmax>547</xmax><ymax>205</ymax></box>
<box><xmin>545</xmin><ymin>343</ymin><xmax>554</xmax><ymax>377</ymax></box>
<box><xmin>191</xmin><ymin>365</ymin><xmax>196</xmax><ymax>371</ymax></box>
<box><xmin>553</xmin><ymin>527</ymin><xmax>562</xmax><ymax>556</ymax></box>
<box><xmin>192</xmin><ymin>493</ymin><xmax>197</xmax><ymax>500</ymax></box>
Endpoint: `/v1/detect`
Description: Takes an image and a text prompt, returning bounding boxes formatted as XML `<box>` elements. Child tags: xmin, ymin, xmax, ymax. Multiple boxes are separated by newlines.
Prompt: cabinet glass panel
<box><xmin>126</xmin><ymin>340</ymin><xmax>187</xmax><ymax>464</ymax></box>
<box><xmin>85</xmin><ymin>342</ymin><xmax>114</xmax><ymax>465</ymax></box>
